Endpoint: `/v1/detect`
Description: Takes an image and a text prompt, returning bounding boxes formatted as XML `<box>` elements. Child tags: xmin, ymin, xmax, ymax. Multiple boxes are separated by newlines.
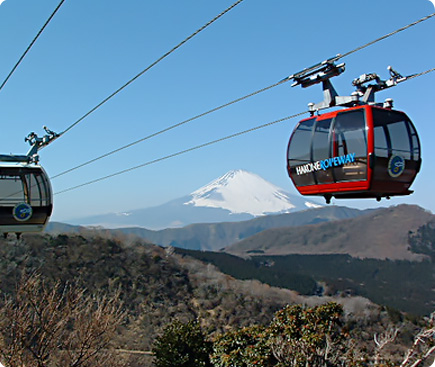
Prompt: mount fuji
<box><xmin>70</xmin><ymin>170</ymin><xmax>322</xmax><ymax>230</ymax></box>
<box><xmin>185</xmin><ymin>170</ymin><xmax>321</xmax><ymax>216</ymax></box>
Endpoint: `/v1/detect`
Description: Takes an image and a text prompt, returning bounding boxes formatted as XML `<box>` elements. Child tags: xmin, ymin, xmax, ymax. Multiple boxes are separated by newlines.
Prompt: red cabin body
<box><xmin>286</xmin><ymin>105</ymin><xmax>421</xmax><ymax>203</ymax></box>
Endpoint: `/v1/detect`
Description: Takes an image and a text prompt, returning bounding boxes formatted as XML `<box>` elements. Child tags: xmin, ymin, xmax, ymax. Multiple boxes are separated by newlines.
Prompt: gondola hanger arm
<box><xmin>24</xmin><ymin>126</ymin><xmax>59</xmax><ymax>163</ymax></box>
<box><xmin>290</xmin><ymin>59</ymin><xmax>416</xmax><ymax>115</ymax></box>
<box><xmin>352</xmin><ymin>66</ymin><xmax>415</xmax><ymax>104</ymax></box>
<box><xmin>0</xmin><ymin>126</ymin><xmax>59</xmax><ymax>164</ymax></box>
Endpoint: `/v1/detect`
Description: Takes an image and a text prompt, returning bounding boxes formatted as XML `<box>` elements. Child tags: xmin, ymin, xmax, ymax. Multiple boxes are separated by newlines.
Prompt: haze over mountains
<box><xmin>68</xmin><ymin>170</ymin><xmax>322</xmax><ymax>229</ymax></box>
<box><xmin>93</xmin><ymin>206</ymin><xmax>368</xmax><ymax>252</ymax></box>
<box><xmin>225</xmin><ymin>204</ymin><xmax>434</xmax><ymax>260</ymax></box>
<box><xmin>45</xmin><ymin>170</ymin><xmax>435</xmax><ymax>316</ymax></box>
<box><xmin>49</xmin><ymin>169</ymin><xmax>435</xmax><ymax>260</ymax></box>
<box><xmin>50</xmin><ymin>204</ymin><xmax>434</xmax><ymax>260</ymax></box>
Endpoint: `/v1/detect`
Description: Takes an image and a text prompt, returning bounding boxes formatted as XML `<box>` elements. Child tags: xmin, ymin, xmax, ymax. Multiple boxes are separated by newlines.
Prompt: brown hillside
<box><xmin>0</xmin><ymin>232</ymin><xmax>382</xmax><ymax>367</ymax></box>
<box><xmin>225</xmin><ymin>205</ymin><xmax>434</xmax><ymax>260</ymax></box>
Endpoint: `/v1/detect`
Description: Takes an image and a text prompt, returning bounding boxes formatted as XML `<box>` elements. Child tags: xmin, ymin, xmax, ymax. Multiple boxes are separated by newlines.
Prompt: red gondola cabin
<box><xmin>287</xmin><ymin>105</ymin><xmax>421</xmax><ymax>203</ymax></box>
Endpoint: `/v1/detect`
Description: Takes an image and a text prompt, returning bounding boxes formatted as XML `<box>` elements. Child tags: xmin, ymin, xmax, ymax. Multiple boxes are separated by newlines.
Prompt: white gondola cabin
<box><xmin>0</xmin><ymin>126</ymin><xmax>58</xmax><ymax>238</ymax></box>
<box><xmin>0</xmin><ymin>163</ymin><xmax>53</xmax><ymax>237</ymax></box>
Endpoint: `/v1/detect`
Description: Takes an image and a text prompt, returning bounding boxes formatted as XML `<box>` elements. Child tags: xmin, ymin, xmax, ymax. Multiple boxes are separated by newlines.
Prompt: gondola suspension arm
<box><xmin>289</xmin><ymin>57</ymin><xmax>418</xmax><ymax>115</ymax></box>
<box><xmin>0</xmin><ymin>126</ymin><xmax>59</xmax><ymax>164</ymax></box>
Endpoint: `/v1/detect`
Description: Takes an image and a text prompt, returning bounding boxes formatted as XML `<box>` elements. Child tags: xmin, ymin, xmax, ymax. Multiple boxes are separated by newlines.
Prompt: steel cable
<box><xmin>0</xmin><ymin>0</ymin><xmax>66</xmax><ymax>93</ymax></box>
<box><xmin>51</xmin><ymin>79</ymin><xmax>285</xmax><ymax>179</ymax></box>
<box><xmin>50</xmin><ymin>11</ymin><xmax>435</xmax><ymax>182</ymax></box>
<box><xmin>54</xmin><ymin>65</ymin><xmax>434</xmax><ymax>195</ymax></box>
<box><xmin>407</xmin><ymin>67</ymin><xmax>435</xmax><ymax>80</ymax></box>
<box><xmin>339</xmin><ymin>12</ymin><xmax>435</xmax><ymax>60</ymax></box>
<box><xmin>54</xmin><ymin>111</ymin><xmax>306</xmax><ymax>194</ymax></box>
<box><xmin>59</xmin><ymin>0</ymin><xmax>245</xmax><ymax>136</ymax></box>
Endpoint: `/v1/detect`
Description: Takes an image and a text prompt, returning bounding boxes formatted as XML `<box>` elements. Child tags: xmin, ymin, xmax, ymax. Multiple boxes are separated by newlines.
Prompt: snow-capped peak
<box><xmin>184</xmin><ymin>169</ymin><xmax>299</xmax><ymax>216</ymax></box>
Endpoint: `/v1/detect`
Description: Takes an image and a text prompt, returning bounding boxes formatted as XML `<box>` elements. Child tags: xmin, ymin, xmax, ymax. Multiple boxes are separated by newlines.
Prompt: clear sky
<box><xmin>0</xmin><ymin>0</ymin><xmax>434</xmax><ymax>222</ymax></box>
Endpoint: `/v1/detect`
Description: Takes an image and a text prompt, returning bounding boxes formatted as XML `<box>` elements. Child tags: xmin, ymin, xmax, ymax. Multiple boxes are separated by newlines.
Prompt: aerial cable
<box><xmin>54</xmin><ymin>66</ymin><xmax>434</xmax><ymax>195</ymax></box>
<box><xmin>50</xmin><ymin>80</ymin><xmax>284</xmax><ymax>180</ymax></box>
<box><xmin>339</xmin><ymin>12</ymin><xmax>435</xmax><ymax>60</ymax></box>
<box><xmin>54</xmin><ymin>111</ymin><xmax>306</xmax><ymax>195</ymax></box>
<box><xmin>58</xmin><ymin>0</ymin><xmax>245</xmax><ymax>137</ymax></box>
<box><xmin>50</xmin><ymin>11</ymin><xmax>435</xmax><ymax>181</ymax></box>
<box><xmin>407</xmin><ymin>67</ymin><xmax>435</xmax><ymax>80</ymax></box>
<box><xmin>0</xmin><ymin>0</ymin><xmax>66</xmax><ymax>93</ymax></box>
<box><xmin>280</xmin><ymin>12</ymin><xmax>435</xmax><ymax>82</ymax></box>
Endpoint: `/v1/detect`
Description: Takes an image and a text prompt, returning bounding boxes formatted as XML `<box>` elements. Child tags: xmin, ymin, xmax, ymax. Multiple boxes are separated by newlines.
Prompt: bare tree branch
<box><xmin>401</xmin><ymin>313</ymin><xmax>435</xmax><ymax>367</ymax></box>
<box><xmin>0</xmin><ymin>274</ymin><xmax>126</xmax><ymax>367</ymax></box>
<box><xmin>373</xmin><ymin>326</ymin><xmax>400</xmax><ymax>365</ymax></box>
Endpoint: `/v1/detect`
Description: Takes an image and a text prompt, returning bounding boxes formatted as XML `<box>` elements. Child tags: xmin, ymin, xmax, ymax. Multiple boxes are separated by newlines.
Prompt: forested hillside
<box><xmin>0</xmin><ymin>232</ymin><xmax>398</xmax><ymax>366</ymax></box>
<box><xmin>1</xmin><ymin>232</ymin><xmax>433</xmax><ymax>366</ymax></box>
<box><xmin>225</xmin><ymin>205</ymin><xmax>434</xmax><ymax>260</ymax></box>
<box><xmin>48</xmin><ymin>205</ymin><xmax>433</xmax><ymax>261</ymax></box>
<box><xmin>409</xmin><ymin>219</ymin><xmax>435</xmax><ymax>261</ymax></box>
<box><xmin>176</xmin><ymin>249</ymin><xmax>434</xmax><ymax>316</ymax></box>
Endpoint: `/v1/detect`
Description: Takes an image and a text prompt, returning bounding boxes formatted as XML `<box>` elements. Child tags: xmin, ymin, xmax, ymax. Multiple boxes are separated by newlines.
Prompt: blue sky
<box><xmin>0</xmin><ymin>0</ymin><xmax>434</xmax><ymax>222</ymax></box>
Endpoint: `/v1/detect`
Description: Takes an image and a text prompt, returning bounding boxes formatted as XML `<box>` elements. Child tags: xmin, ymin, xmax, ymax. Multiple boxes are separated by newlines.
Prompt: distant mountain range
<box><xmin>48</xmin><ymin>205</ymin><xmax>364</xmax><ymax>251</ymax></box>
<box><xmin>94</xmin><ymin>205</ymin><xmax>367</xmax><ymax>252</ymax></box>
<box><xmin>44</xmin><ymin>205</ymin><xmax>435</xmax><ymax>316</ymax></box>
<box><xmin>48</xmin><ymin>204</ymin><xmax>434</xmax><ymax>260</ymax></box>
<box><xmin>48</xmin><ymin>169</ymin><xmax>435</xmax><ymax>261</ymax></box>
<box><xmin>66</xmin><ymin>170</ymin><xmax>322</xmax><ymax>230</ymax></box>
<box><xmin>225</xmin><ymin>204</ymin><xmax>434</xmax><ymax>260</ymax></box>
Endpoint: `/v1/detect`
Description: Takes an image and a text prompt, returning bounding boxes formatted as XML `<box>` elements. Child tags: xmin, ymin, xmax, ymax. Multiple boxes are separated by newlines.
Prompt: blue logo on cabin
<box><xmin>295</xmin><ymin>153</ymin><xmax>356</xmax><ymax>176</ymax></box>
<box><xmin>388</xmin><ymin>155</ymin><xmax>405</xmax><ymax>178</ymax></box>
<box><xmin>13</xmin><ymin>203</ymin><xmax>33</xmax><ymax>222</ymax></box>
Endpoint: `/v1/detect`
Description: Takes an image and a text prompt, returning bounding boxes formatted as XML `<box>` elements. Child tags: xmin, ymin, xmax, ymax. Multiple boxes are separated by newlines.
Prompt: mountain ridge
<box><xmin>48</xmin><ymin>205</ymin><xmax>367</xmax><ymax>252</ymax></box>
<box><xmin>47</xmin><ymin>204</ymin><xmax>434</xmax><ymax>261</ymax></box>
<box><xmin>185</xmin><ymin>169</ymin><xmax>321</xmax><ymax>215</ymax></box>
<box><xmin>225</xmin><ymin>204</ymin><xmax>434</xmax><ymax>260</ymax></box>
<box><xmin>67</xmin><ymin>170</ymin><xmax>322</xmax><ymax>229</ymax></box>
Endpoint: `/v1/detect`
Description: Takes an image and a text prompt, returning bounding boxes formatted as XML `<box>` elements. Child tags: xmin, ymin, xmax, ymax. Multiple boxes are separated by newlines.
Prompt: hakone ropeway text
<box><xmin>295</xmin><ymin>153</ymin><xmax>356</xmax><ymax>175</ymax></box>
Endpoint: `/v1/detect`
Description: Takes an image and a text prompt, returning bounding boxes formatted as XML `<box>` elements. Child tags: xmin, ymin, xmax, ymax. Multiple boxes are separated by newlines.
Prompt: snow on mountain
<box><xmin>68</xmin><ymin>170</ymin><xmax>322</xmax><ymax>229</ymax></box>
<box><xmin>185</xmin><ymin>170</ymin><xmax>318</xmax><ymax>216</ymax></box>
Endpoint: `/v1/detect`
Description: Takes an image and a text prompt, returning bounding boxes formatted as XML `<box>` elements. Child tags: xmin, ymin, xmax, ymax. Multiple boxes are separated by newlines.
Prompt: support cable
<box><xmin>407</xmin><ymin>67</ymin><xmax>435</xmax><ymax>80</ymax></box>
<box><xmin>50</xmin><ymin>12</ymin><xmax>435</xmax><ymax>181</ymax></box>
<box><xmin>59</xmin><ymin>0</ymin><xmax>245</xmax><ymax>136</ymax></box>
<box><xmin>51</xmin><ymin>79</ymin><xmax>284</xmax><ymax>179</ymax></box>
<box><xmin>54</xmin><ymin>66</ymin><xmax>434</xmax><ymax>195</ymax></box>
<box><xmin>0</xmin><ymin>0</ymin><xmax>66</xmax><ymax>93</ymax></box>
<box><xmin>54</xmin><ymin>111</ymin><xmax>306</xmax><ymax>195</ymax></box>
<box><xmin>339</xmin><ymin>12</ymin><xmax>435</xmax><ymax>60</ymax></box>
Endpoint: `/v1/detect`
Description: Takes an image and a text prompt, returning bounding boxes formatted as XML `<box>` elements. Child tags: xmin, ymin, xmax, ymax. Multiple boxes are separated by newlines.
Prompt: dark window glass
<box><xmin>371</xmin><ymin>108</ymin><xmax>421</xmax><ymax>184</ymax></box>
<box><xmin>0</xmin><ymin>175</ymin><xmax>26</xmax><ymax>206</ymax></box>
<box><xmin>0</xmin><ymin>168</ymin><xmax>51</xmax><ymax>207</ymax></box>
<box><xmin>333</xmin><ymin>110</ymin><xmax>368</xmax><ymax>182</ymax></box>
<box><xmin>288</xmin><ymin>119</ymin><xmax>314</xmax><ymax>165</ymax></box>
<box><xmin>334</xmin><ymin>110</ymin><xmax>367</xmax><ymax>157</ymax></box>
<box><xmin>388</xmin><ymin>122</ymin><xmax>411</xmax><ymax>159</ymax></box>
<box><xmin>374</xmin><ymin>125</ymin><xmax>389</xmax><ymax>158</ymax></box>
<box><xmin>27</xmin><ymin>174</ymin><xmax>40</xmax><ymax>206</ymax></box>
<box><xmin>312</xmin><ymin>119</ymin><xmax>334</xmax><ymax>184</ymax></box>
<box><xmin>38</xmin><ymin>172</ymin><xmax>51</xmax><ymax>205</ymax></box>
<box><xmin>312</xmin><ymin>119</ymin><xmax>331</xmax><ymax>161</ymax></box>
<box><xmin>410</xmin><ymin>123</ymin><xmax>420</xmax><ymax>160</ymax></box>
<box><xmin>288</xmin><ymin>118</ymin><xmax>315</xmax><ymax>186</ymax></box>
<box><xmin>28</xmin><ymin>172</ymin><xmax>51</xmax><ymax>206</ymax></box>
<box><xmin>373</xmin><ymin>109</ymin><xmax>420</xmax><ymax>161</ymax></box>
